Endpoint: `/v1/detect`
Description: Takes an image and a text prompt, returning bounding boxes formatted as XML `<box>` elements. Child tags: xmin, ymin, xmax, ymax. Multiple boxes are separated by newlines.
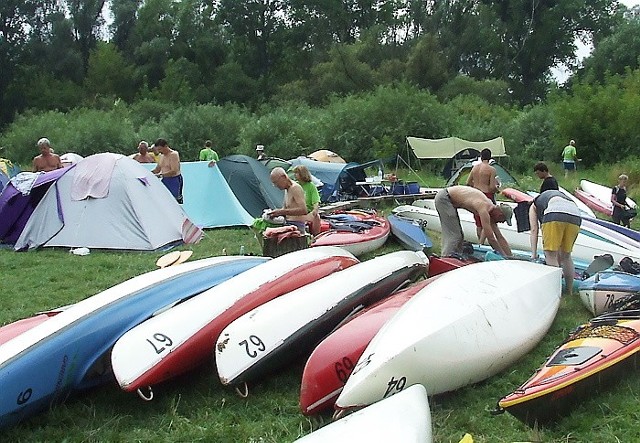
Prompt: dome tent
<box><xmin>15</xmin><ymin>153</ymin><xmax>201</xmax><ymax>251</ymax></box>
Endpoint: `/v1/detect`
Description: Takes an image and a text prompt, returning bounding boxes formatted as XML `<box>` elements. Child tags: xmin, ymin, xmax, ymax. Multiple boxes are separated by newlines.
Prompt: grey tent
<box><xmin>15</xmin><ymin>153</ymin><xmax>201</xmax><ymax>251</ymax></box>
<box><xmin>218</xmin><ymin>155</ymin><xmax>284</xmax><ymax>217</ymax></box>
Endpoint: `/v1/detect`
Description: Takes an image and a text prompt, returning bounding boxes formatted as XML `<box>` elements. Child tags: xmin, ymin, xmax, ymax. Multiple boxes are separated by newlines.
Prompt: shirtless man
<box><xmin>435</xmin><ymin>185</ymin><xmax>513</xmax><ymax>257</ymax></box>
<box><xmin>132</xmin><ymin>141</ymin><xmax>155</xmax><ymax>163</ymax></box>
<box><xmin>466</xmin><ymin>148</ymin><xmax>499</xmax><ymax>244</ymax></box>
<box><xmin>269</xmin><ymin>167</ymin><xmax>308</xmax><ymax>233</ymax></box>
<box><xmin>151</xmin><ymin>138</ymin><xmax>183</xmax><ymax>203</ymax></box>
<box><xmin>32</xmin><ymin>138</ymin><xmax>63</xmax><ymax>172</ymax></box>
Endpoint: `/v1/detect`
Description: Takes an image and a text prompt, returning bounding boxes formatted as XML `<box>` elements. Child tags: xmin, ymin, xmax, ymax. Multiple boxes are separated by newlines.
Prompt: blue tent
<box><xmin>141</xmin><ymin>161</ymin><xmax>254</xmax><ymax>228</ymax></box>
<box><xmin>289</xmin><ymin>157</ymin><xmax>385</xmax><ymax>202</ymax></box>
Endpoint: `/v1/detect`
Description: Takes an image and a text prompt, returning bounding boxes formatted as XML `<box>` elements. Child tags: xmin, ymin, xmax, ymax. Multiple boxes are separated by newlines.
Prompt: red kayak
<box><xmin>0</xmin><ymin>308</ymin><xmax>68</xmax><ymax>346</ymax></box>
<box><xmin>427</xmin><ymin>255</ymin><xmax>480</xmax><ymax>277</ymax></box>
<box><xmin>299</xmin><ymin>278</ymin><xmax>436</xmax><ymax>415</ymax></box>
<box><xmin>497</xmin><ymin>314</ymin><xmax>640</xmax><ymax>426</ymax></box>
<box><xmin>313</xmin><ymin>210</ymin><xmax>390</xmax><ymax>256</ymax></box>
<box><xmin>501</xmin><ymin>187</ymin><xmax>533</xmax><ymax>203</ymax></box>
<box><xmin>574</xmin><ymin>189</ymin><xmax>612</xmax><ymax>216</ymax></box>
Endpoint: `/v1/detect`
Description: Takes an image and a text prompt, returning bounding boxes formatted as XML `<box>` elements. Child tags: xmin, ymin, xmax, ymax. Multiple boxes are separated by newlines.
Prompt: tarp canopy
<box><xmin>407</xmin><ymin>136</ymin><xmax>506</xmax><ymax>159</ymax></box>
<box><xmin>218</xmin><ymin>155</ymin><xmax>284</xmax><ymax>217</ymax></box>
<box><xmin>0</xmin><ymin>168</ymin><xmax>70</xmax><ymax>245</ymax></box>
<box><xmin>141</xmin><ymin>161</ymin><xmax>254</xmax><ymax>228</ymax></box>
<box><xmin>15</xmin><ymin>153</ymin><xmax>199</xmax><ymax>251</ymax></box>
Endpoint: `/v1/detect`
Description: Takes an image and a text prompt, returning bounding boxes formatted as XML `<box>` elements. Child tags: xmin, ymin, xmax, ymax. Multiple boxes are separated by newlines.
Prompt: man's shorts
<box><xmin>563</xmin><ymin>161</ymin><xmax>575</xmax><ymax>171</ymax></box>
<box><xmin>541</xmin><ymin>221</ymin><xmax>580</xmax><ymax>253</ymax></box>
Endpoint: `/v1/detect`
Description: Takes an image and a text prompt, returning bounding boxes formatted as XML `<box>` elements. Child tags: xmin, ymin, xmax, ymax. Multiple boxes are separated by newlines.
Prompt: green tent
<box><xmin>445</xmin><ymin>160</ymin><xmax>518</xmax><ymax>188</ymax></box>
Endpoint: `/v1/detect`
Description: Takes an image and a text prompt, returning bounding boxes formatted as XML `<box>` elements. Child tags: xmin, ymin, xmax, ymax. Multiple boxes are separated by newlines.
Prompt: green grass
<box><xmin>3</xmin><ymin>166</ymin><xmax>640</xmax><ymax>442</ymax></box>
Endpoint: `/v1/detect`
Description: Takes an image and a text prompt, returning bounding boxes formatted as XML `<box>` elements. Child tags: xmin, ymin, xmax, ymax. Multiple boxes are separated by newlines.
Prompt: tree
<box><xmin>405</xmin><ymin>33</ymin><xmax>450</xmax><ymax>91</ymax></box>
<box><xmin>578</xmin><ymin>17</ymin><xmax>640</xmax><ymax>84</ymax></box>
<box><xmin>85</xmin><ymin>42</ymin><xmax>137</xmax><ymax>101</ymax></box>
<box><xmin>217</xmin><ymin>0</ymin><xmax>290</xmax><ymax>79</ymax></box>
<box><xmin>110</xmin><ymin>0</ymin><xmax>143</xmax><ymax>53</ymax></box>
<box><xmin>0</xmin><ymin>0</ymin><xmax>59</xmax><ymax>125</ymax></box>
<box><xmin>67</xmin><ymin>0</ymin><xmax>107</xmax><ymax>73</ymax></box>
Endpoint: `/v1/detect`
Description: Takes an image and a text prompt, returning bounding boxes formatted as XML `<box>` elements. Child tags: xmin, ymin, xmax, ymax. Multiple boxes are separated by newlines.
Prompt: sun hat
<box><xmin>498</xmin><ymin>203</ymin><xmax>513</xmax><ymax>226</ymax></box>
<box><xmin>256</xmin><ymin>144</ymin><xmax>265</xmax><ymax>151</ymax></box>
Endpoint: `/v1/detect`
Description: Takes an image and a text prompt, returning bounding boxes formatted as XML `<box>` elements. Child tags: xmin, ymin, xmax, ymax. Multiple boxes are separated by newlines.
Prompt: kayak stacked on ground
<box><xmin>386</xmin><ymin>214</ymin><xmax>433</xmax><ymax>252</ymax></box>
<box><xmin>299</xmin><ymin>278</ymin><xmax>434</xmax><ymax>416</ymax></box>
<box><xmin>497</xmin><ymin>312</ymin><xmax>640</xmax><ymax>426</ymax></box>
<box><xmin>0</xmin><ymin>255</ymin><xmax>267</xmax><ymax>428</ymax></box>
<box><xmin>579</xmin><ymin>270</ymin><xmax>640</xmax><ymax>315</ymax></box>
<box><xmin>111</xmin><ymin>247</ymin><xmax>358</xmax><ymax>396</ymax></box>
<box><xmin>394</xmin><ymin>199</ymin><xmax>640</xmax><ymax>265</ymax></box>
<box><xmin>576</xmin><ymin>179</ymin><xmax>637</xmax><ymax>217</ymax></box>
<box><xmin>335</xmin><ymin>260</ymin><xmax>562</xmax><ymax>411</ymax></box>
<box><xmin>215</xmin><ymin>251</ymin><xmax>428</xmax><ymax>390</ymax></box>
<box><xmin>313</xmin><ymin>210</ymin><xmax>390</xmax><ymax>256</ymax></box>
<box><xmin>294</xmin><ymin>384</ymin><xmax>432</xmax><ymax>443</ymax></box>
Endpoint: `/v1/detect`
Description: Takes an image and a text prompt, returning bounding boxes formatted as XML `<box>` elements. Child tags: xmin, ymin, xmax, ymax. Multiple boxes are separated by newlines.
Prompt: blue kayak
<box><xmin>0</xmin><ymin>255</ymin><xmax>267</xmax><ymax>429</ymax></box>
<box><xmin>585</xmin><ymin>217</ymin><xmax>640</xmax><ymax>243</ymax></box>
<box><xmin>579</xmin><ymin>270</ymin><xmax>640</xmax><ymax>314</ymax></box>
<box><xmin>387</xmin><ymin>214</ymin><xmax>433</xmax><ymax>252</ymax></box>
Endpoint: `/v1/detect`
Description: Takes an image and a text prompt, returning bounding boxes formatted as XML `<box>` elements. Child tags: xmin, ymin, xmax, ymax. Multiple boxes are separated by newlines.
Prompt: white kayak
<box><xmin>293</xmin><ymin>384</ymin><xmax>432</xmax><ymax>443</ymax></box>
<box><xmin>214</xmin><ymin>251</ymin><xmax>428</xmax><ymax>388</ymax></box>
<box><xmin>336</xmin><ymin>261</ymin><xmax>561</xmax><ymax>410</ymax></box>
<box><xmin>396</xmin><ymin>200</ymin><xmax>640</xmax><ymax>264</ymax></box>
<box><xmin>581</xmin><ymin>179</ymin><xmax>637</xmax><ymax>210</ymax></box>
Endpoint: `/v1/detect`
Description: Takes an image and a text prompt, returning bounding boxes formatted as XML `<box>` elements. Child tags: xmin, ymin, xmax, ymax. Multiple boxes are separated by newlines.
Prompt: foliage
<box><xmin>577</xmin><ymin>16</ymin><xmax>640</xmax><ymax>84</ymax></box>
<box><xmin>551</xmin><ymin>71</ymin><xmax>640</xmax><ymax>167</ymax></box>
<box><xmin>0</xmin><ymin>0</ymin><xmax>630</xmax><ymax>130</ymax></box>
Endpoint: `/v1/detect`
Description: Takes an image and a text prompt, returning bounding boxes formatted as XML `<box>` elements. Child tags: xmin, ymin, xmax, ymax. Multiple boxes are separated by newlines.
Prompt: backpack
<box><xmin>619</xmin><ymin>256</ymin><xmax>640</xmax><ymax>275</ymax></box>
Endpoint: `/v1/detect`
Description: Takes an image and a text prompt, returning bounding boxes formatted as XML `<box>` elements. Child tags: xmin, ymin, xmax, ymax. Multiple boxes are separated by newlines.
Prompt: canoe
<box><xmin>501</xmin><ymin>187</ymin><xmax>532</xmax><ymax>203</ymax></box>
<box><xmin>503</xmin><ymin>187</ymin><xmax>596</xmax><ymax>219</ymax></box>
<box><xmin>111</xmin><ymin>246</ymin><xmax>358</xmax><ymax>395</ymax></box>
<box><xmin>581</xmin><ymin>179</ymin><xmax>637</xmax><ymax>210</ymax></box>
<box><xmin>312</xmin><ymin>213</ymin><xmax>390</xmax><ymax>256</ymax></box>
<box><xmin>587</xmin><ymin>216</ymin><xmax>640</xmax><ymax>243</ymax></box>
<box><xmin>579</xmin><ymin>270</ymin><xmax>640</xmax><ymax>315</ymax></box>
<box><xmin>401</xmin><ymin>200</ymin><xmax>640</xmax><ymax>265</ymax></box>
<box><xmin>215</xmin><ymin>251</ymin><xmax>428</xmax><ymax>389</ymax></box>
<box><xmin>0</xmin><ymin>308</ymin><xmax>67</xmax><ymax>347</ymax></box>
<box><xmin>581</xmin><ymin>218</ymin><xmax>640</xmax><ymax>252</ymax></box>
<box><xmin>497</xmin><ymin>314</ymin><xmax>640</xmax><ymax>426</ymax></box>
<box><xmin>387</xmin><ymin>214</ymin><xmax>433</xmax><ymax>252</ymax></box>
<box><xmin>335</xmin><ymin>261</ymin><xmax>561</xmax><ymax>410</ymax></box>
<box><xmin>294</xmin><ymin>384</ymin><xmax>432</xmax><ymax>443</ymax></box>
<box><xmin>0</xmin><ymin>255</ymin><xmax>267</xmax><ymax>428</ymax></box>
<box><xmin>299</xmin><ymin>278</ymin><xmax>433</xmax><ymax>416</ymax></box>
<box><xmin>560</xmin><ymin>187</ymin><xmax>597</xmax><ymax>218</ymax></box>
<box><xmin>574</xmin><ymin>188</ymin><xmax>612</xmax><ymax>216</ymax></box>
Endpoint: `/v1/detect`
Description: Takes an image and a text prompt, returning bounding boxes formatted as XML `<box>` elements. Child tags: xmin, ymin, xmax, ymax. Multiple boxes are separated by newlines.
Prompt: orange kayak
<box><xmin>497</xmin><ymin>313</ymin><xmax>640</xmax><ymax>426</ymax></box>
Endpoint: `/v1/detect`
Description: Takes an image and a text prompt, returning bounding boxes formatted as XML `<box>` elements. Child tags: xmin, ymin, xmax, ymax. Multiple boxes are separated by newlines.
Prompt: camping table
<box><xmin>355</xmin><ymin>179</ymin><xmax>391</xmax><ymax>197</ymax></box>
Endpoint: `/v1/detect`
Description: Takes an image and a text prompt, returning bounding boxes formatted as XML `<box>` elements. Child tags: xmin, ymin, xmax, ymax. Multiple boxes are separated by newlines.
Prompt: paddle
<box><xmin>582</xmin><ymin>253</ymin><xmax>614</xmax><ymax>279</ymax></box>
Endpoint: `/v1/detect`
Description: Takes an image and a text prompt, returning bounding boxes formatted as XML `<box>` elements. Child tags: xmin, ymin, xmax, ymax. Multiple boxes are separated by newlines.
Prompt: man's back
<box><xmin>467</xmin><ymin>161</ymin><xmax>498</xmax><ymax>194</ymax></box>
